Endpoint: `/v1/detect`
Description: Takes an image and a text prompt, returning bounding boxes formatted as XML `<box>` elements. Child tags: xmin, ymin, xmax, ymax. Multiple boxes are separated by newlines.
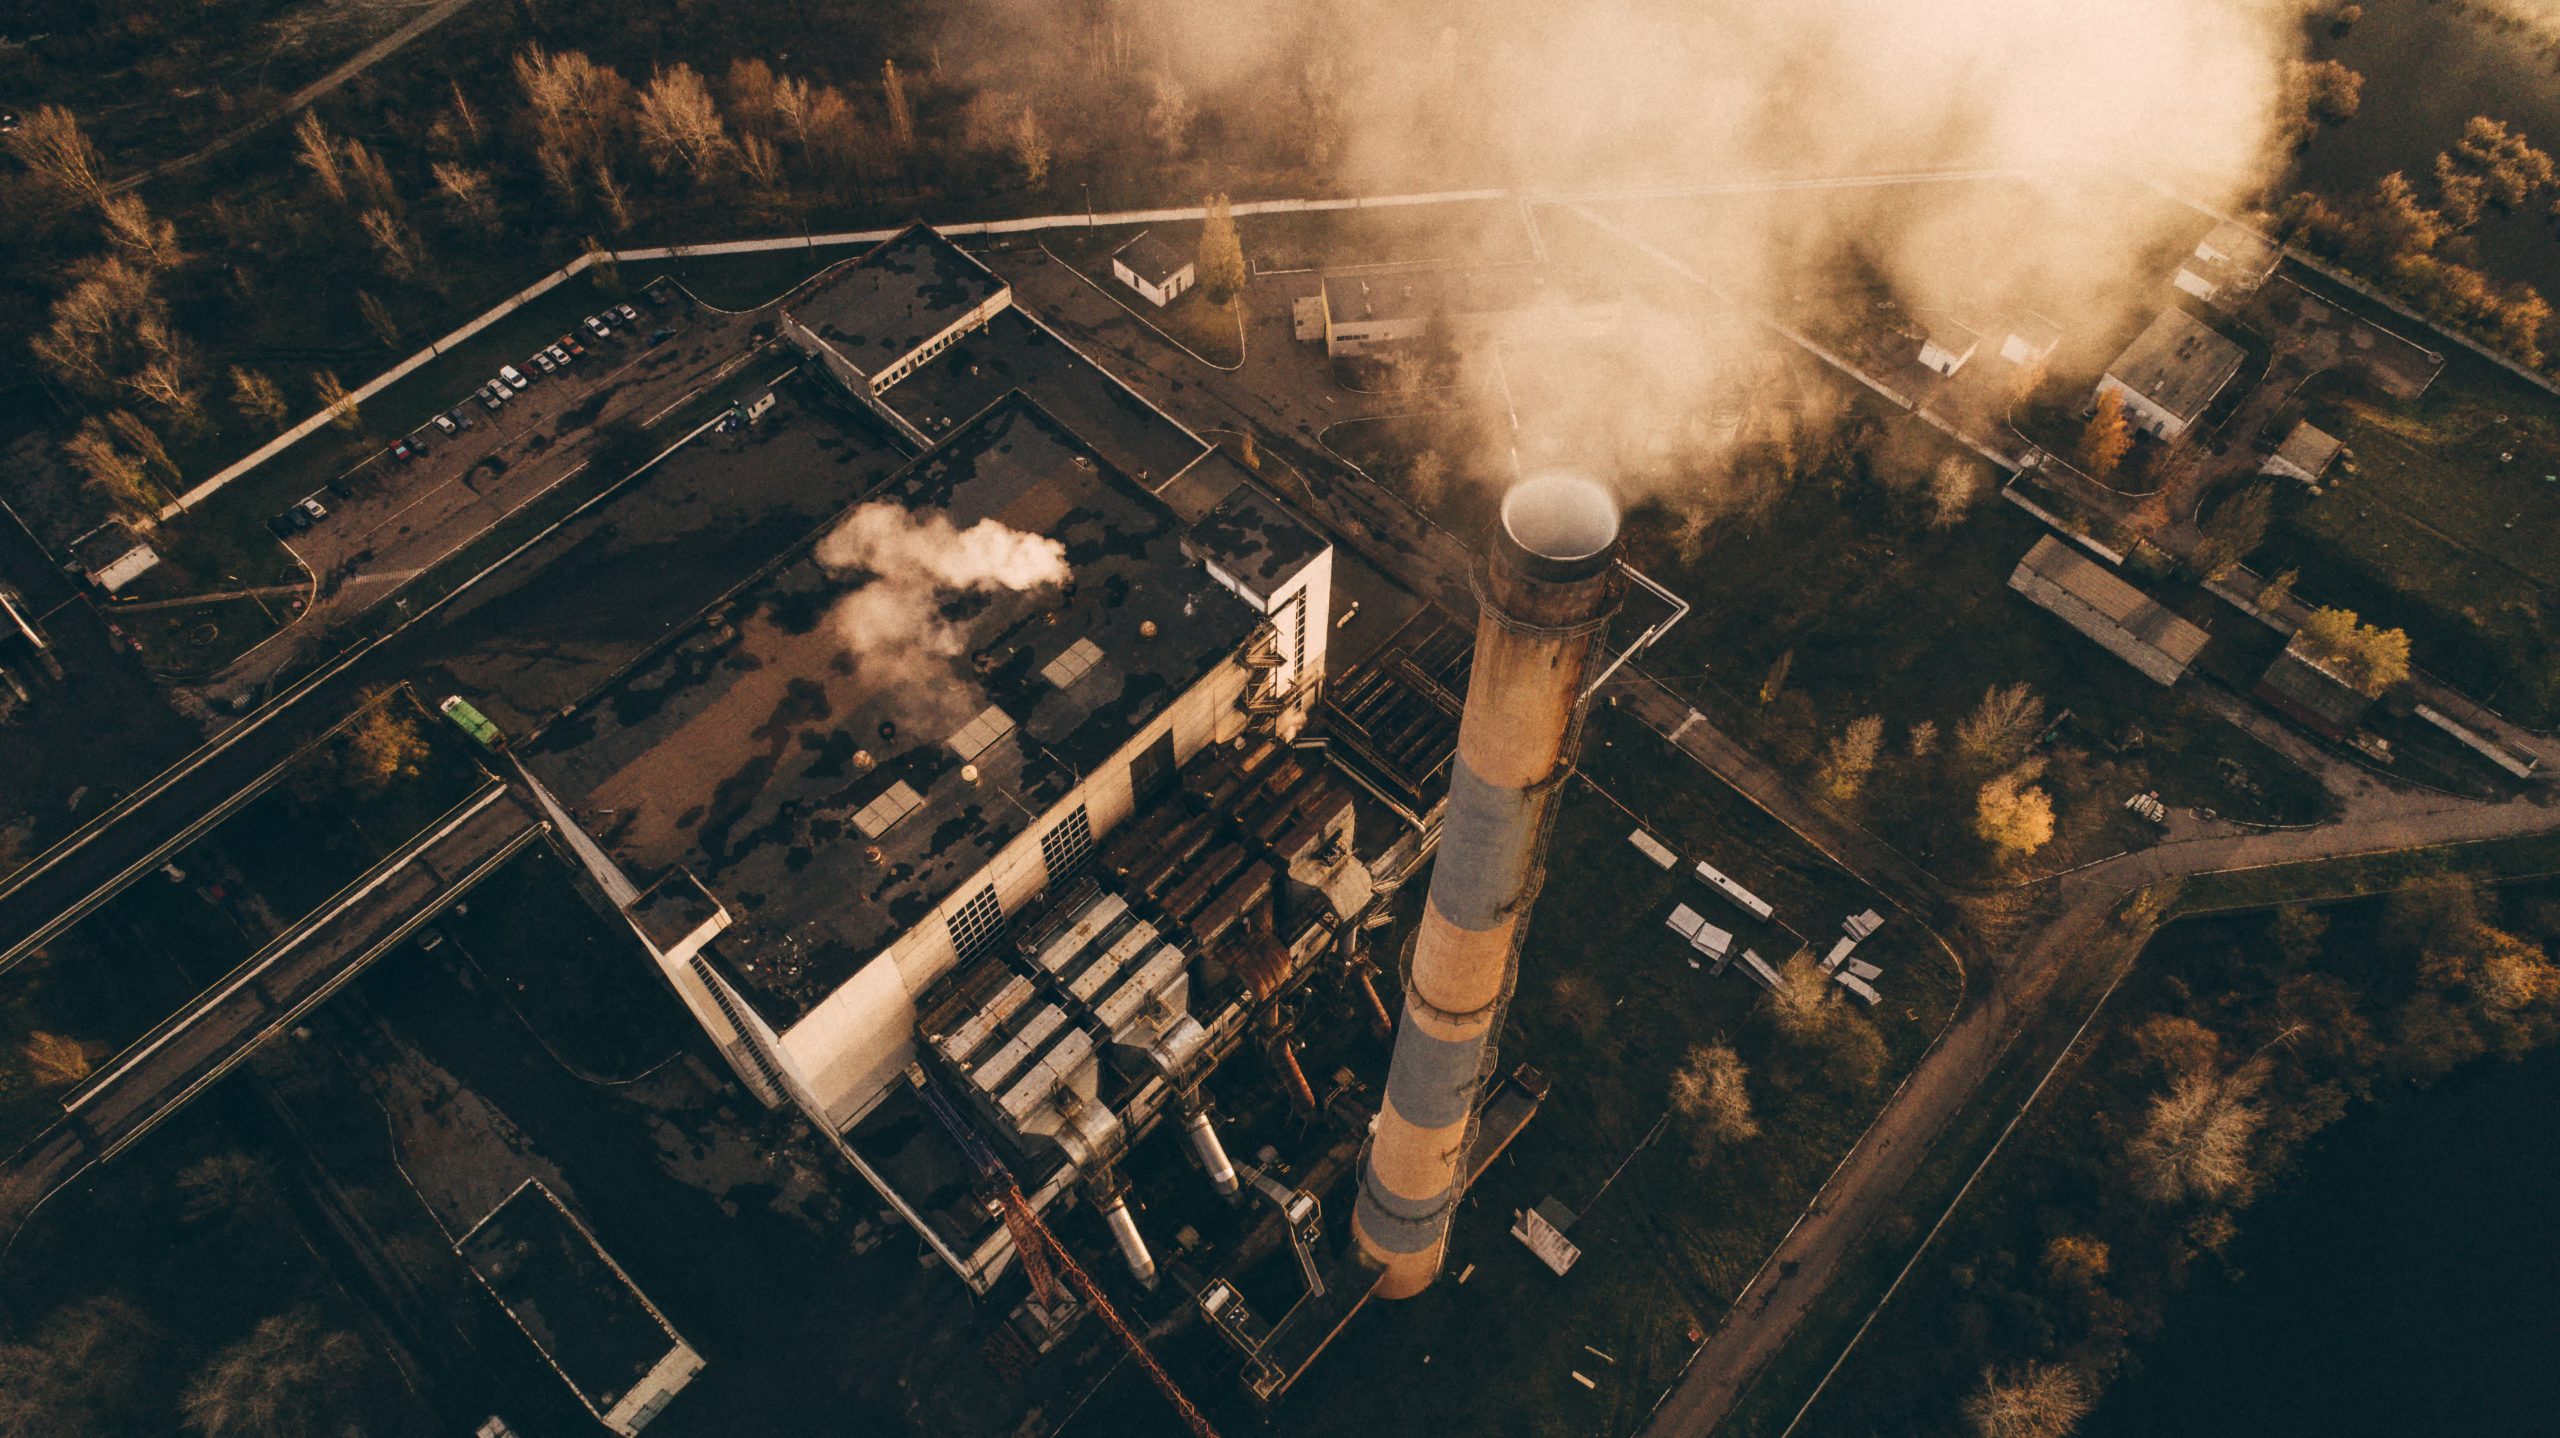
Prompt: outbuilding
<box><xmin>2095</xmin><ymin>310</ymin><xmax>2246</xmax><ymax>440</ymax></box>
<box><xmin>1918</xmin><ymin>320</ymin><xmax>1979</xmax><ymax>377</ymax></box>
<box><xmin>2261</xmin><ymin>419</ymin><xmax>2343</xmax><ymax>485</ymax></box>
<box><xmin>1110</xmin><ymin>231</ymin><xmax>1195</xmax><ymax>308</ymax></box>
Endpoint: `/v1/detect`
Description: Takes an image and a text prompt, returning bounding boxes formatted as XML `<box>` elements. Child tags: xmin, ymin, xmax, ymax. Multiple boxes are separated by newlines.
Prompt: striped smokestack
<box><xmin>1353</xmin><ymin>472</ymin><xmax>1622</xmax><ymax>1298</ymax></box>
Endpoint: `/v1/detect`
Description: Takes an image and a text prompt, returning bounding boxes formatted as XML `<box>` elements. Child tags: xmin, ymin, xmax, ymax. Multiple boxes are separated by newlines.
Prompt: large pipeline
<box><xmin>1351</xmin><ymin>473</ymin><xmax>1621</xmax><ymax>1299</ymax></box>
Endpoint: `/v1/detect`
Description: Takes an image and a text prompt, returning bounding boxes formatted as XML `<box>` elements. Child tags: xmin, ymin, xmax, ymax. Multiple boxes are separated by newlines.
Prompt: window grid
<box><xmin>1040</xmin><ymin>806</ymin><xmax>1095</xmax><ymax>883</ymax></box>
<box><xmin>947</xmin><ymin>884</ymin><xmax>1005</xmax><ymax>964</ymax></box>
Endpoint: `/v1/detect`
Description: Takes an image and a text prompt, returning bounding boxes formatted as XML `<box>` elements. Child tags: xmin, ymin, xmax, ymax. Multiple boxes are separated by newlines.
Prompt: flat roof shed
<box><xmin>2007</xmin><ymin>536</ymin><xmax>2211</xmax><ymax>685</ymax></box>
<box><xmin>2102</xmin><ymin>310</ymin><xmax>2246</xmax><ymax>434</ymax></box>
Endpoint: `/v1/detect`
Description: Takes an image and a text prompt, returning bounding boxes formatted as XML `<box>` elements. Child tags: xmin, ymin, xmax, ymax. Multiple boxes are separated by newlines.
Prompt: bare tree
<box><xmin>882</xmin><ymin>59</ymin><xmax>917</xmax><ymax>152</ymax></box>
<box><xmin>1764</xmin><ymin>951</ymin><xmax>1839</xmax><ymax>1039</ymax></box>
<box><xmin>0</xmin><ymin>1297</ymin><xmax>160</xmax><ymax>1437</ymax></box>
<box><xmin>359</xmin><ymin>208</ymin><xmax>422</xmax><ymax>282</ymax></box>
<box><xmin>292</xmin><ymin>110</ymin><xmax>346</xmax><ymax>203</ymax></box>
<box><xmin>1146</xmin><ymin>70</ymin><xmax>1197</xmax><ymax>158</ymax></box>
<box><xmin>737</xmin><ymin>133</ymin><xmax>787</xmax><ymax>194</ymax></box>
<box><xmin>446</xmin><ymin>81</ymin><xmax>487</xmax><ymax>152</ymax></box>
<box><xmin>21</xmin><ymin>1032</ymin><xmax>92</xmax><ymax>1086</ymax></box>
<box><xmin>1963</xmin><ymin>1362</ymin><xmax>2092</xmax><ymax>1438</ymax></box>
<box><xmin>181</xmin><ymin>1308</ymin><xmax>363</xmax><ymax>1438</ymax></box>
<box><xmin>99</xmin><ymin>193</ymin><xmax>184</xmax><ymax>272</ymax></box>
<box><xmin>63</xmin><ymin>420</ymin><xmax>161</xmax><ymax>525</ymax></box>
<box><xmin>1907</xmin><ymin>719</ymin><xmax>1940</xmax><ymax>758</ymax></box>
<box><xmin>1957</xmin><ymin>681</ymin><xmax>2046</xmax><ymax>766</ymax></box>
<box><xmin>593</xmin><ymin>163</ymin><xmax>634</xmax><ymax>232</ymax></box>
<box><xmin>635</xmin><ymin>63</ymin><xmax>732</xmax><ymax>179</ymax></box>
<box><xmin>31</xmin><ymin>257</ymin><xmax>164</xmax><ymax>394</ymax></box>
<box><xmin>1816</xmin><ymin>714</ymin><xmax>1885</xmax><ymax>800</ymax></box>
<box><xmin>178</xmin><ymin>1151</ymin><xmax>276</xmax><ymax>1228</ymax></box>
<box><xmin>311</xmin><ymin>370</ymin><xmax>361</xmax><ymax>433</ymax></box>
<box><xmin>1009</xmin><ymin>104</ymin><xmax>1052</xmax><ymax>189</ymax></box>
<box><xmin>102</xmin><ymin>409</ymin><xmax>177</xmax><ymax>485</ymax></box>
<box><xmin>516</xmin><ymin>45</ymin><xmax>633</xmax><ymax>195</ymax></box>
<box><xmin>725</xmin><ymin>57</ymin><xmax>782</xmax><ymax>135</ymax></box>
<box><xmin>1928</xmin><ymin>455</ymin><xmax>1983</xmax><ymax>529</ymax></box>
<box><xmin>1670</xmin><ymin>1040</ymin><xmax>1759</xmax><ymax>1159</ymax></box>
<box><xmin>2127</xmin><ymin>1061</ymin><xmax>2266</xmax><ymax>1205</ymax></box>
<box><xmin>1407</xmin><ymin>449</ymin><xmax>1448</xmax><ymax>509</ymax></box>
<box><xmin>340</xmin><ymin>137</ymin><xmax>398</xmax><ymax>211</ymax></box>
<box><xmin>229</xmin><ymin>365</ymin><xmax>290</xmax><ymax>430</ymax></box>
<box><xmin>5</xmin><ymin>104</ymin><xmax>110</xmax><ymax>207</ymax></box>
<box><xmin>431</xmin><ymin>161</ymin><xmax>501</xmax><ymax>236</ymax></box>
<box><xmin>357</xmin><ymin>292</ymin><xmax>402</xmax><ymax>349</ymax></box>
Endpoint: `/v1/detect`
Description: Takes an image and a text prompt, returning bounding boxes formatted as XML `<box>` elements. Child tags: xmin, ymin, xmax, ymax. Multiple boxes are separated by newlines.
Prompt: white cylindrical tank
<box><xmin>1185</xmin><ymin>1109</ymin><xmax>1240</xmax><ymax>1198</ymax></box>
<box><xmin>1098</xmin><ymin>1194</ymin><xmax>1158</xmax><ymax>1289</ymax></box>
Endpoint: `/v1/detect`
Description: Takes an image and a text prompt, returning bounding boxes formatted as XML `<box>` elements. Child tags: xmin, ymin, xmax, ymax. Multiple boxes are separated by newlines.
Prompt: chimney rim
<box><xmin>1500</xmin><ymin>472</ymin><xmax>1620</xmax><ymax>579</ymax></box>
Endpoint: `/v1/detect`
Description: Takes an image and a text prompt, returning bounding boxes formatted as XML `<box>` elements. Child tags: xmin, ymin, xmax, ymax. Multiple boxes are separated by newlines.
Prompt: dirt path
<box><xmin>108</xmin><ymin>0</ymin><xmax>484</xmax><ymax>196</ymax></box>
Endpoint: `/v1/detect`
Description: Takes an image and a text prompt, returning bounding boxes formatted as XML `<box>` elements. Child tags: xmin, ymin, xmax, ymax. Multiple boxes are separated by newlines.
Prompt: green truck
<box><xmin>438</xmin><ymin>695</ymin><xmax>508</xmax><ymax>751</ymax></box>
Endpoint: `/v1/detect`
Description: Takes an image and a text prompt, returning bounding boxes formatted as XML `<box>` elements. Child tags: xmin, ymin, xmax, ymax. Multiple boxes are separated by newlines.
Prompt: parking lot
<box><xmin>256</xmin><ymin>290</ymin><xmax>771</xmax><ymax>658</ymax></box>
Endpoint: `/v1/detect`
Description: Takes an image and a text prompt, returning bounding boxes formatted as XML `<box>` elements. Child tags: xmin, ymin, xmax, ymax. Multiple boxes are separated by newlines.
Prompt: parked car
<box><xmin>530</xmin><ymin>352</ymin><xmax>556</xmax><ymax>375</ymax></box>
<box><xmin>544</xmin><ymin>343</ymin><xmax>572</xmax><ymax>367</ymax></box>
<box><xmin>453</xmin><ymin>408</ymin><xmax>475</xmax><ymax>429</ymax></box>
<box><xmin>478</xmin><ymin>387</ymin><xmax>504</xmax><ymax>411</ymax></box>
<box><xmin>326</xmin><ymin>478</ymin><xmax>356</xmax><ymax>500</ymax></box>
<box><xmin>267</xmin><ymin>514</ymin><xmax>297</xmax><ymax>538</ymax></box>
<box><xmin>500</xmin><ymin>364</ymin><xmax>529</xmax><ymax>389</ymax></box>
<box><xmin>431</xmin><ymin>412</ymin><xmax>458</xmax><ymax>435</ymax></box>
<box><xmin>559</xmin><ymin>333</ymin><xmax>585</xmax><ymax>357</ymax></box>
<box><xmin>392</xmin><ymin>439</ymin><xmax>414</xmax><ymax>460</ymax></box>
<box><xmin>615</xmin><ymin>302</ymin><xmax>640</xmax><ymax>324</ymax></box>
<box><xmin>583</xmin><ymin>314</ymin><xmax>611</xmax><ymax>340</ymax></box>
<box><xmin>300</xmin><ymin>498</ymin><xmax>329</xmax><ymax>521</ymax></box>
<box><xmin>284</xmin><ymin>506</ymin><xmax>313</xmax><ymax>533</ymax></box>
<box><xmin>647</xmin><ymin>328</ymin><xmax>676</xmax><ymax>347</ymax></box>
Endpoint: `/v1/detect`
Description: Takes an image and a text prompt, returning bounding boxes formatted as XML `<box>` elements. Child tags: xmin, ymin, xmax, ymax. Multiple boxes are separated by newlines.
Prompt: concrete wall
<box><xmin>777</xmin><ymin>655</ymin><xmax>1256</xmax><ymax>1128</ymax></box>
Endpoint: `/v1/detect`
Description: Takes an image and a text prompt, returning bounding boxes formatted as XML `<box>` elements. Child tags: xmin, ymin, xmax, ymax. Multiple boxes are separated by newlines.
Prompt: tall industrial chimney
<box><xmin>1353</xmin><ymin>472</ymin><xmax>1621</xmax><ymax>1298</ymax></box>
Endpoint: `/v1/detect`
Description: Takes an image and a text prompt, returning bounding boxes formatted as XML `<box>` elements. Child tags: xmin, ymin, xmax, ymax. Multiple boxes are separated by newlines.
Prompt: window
<box><xmin>1129</xmin><ymin>730</ymin><xmax>1177</xmax><ymax>805</ymax></box>
<box><xmin>946</xmin><ymin>884</ymin><xmax>1004</xmax><ymax>964</ymax></box>
<box><xmin>851</xmin><ymin>780</ymin><xmax>925</xmax><ymax>838</ymax></box>
<box><xmin>1041</xmin><ymin>637</ymin><xmax>1104</xmax><ymax>689</ymax></box>
<box><xmin>1040</xmin><ymin>805</ymin><xmax>1095</xmax><ymax>883</ymax></box>
<box><xmin>947</xmin><ymin>704</ymin><xmax>1017</xmax><ymax>761</ymax></box>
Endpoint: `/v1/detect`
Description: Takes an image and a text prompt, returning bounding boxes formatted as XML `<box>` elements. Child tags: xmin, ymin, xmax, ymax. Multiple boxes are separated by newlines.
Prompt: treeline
<box><xmin>2279</xmin><ymin>116</ymin><xmax>2556</xmax><ymax>366</ymax></box>
<box><xmin>1811</xmin><ymin>872</ymin><xmax>2560</xmax><ymax>1437</ymax></box>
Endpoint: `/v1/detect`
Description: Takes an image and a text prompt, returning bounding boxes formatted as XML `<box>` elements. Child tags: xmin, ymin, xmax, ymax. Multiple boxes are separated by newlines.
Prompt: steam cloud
<box><xmin>815</xmin><ymin>503</ymin><xmax>1070</xmax><ymax>699</ymax></box>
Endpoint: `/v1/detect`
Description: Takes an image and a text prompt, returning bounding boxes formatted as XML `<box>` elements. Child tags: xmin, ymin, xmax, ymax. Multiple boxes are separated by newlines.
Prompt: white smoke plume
<box><xmin>815</xmin><ymin>503</ymin><xmax>1070</xmax><ymax>694</ymax></box>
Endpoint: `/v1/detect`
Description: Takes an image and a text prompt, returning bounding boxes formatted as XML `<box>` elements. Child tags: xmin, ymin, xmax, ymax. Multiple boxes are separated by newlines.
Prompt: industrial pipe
<box><xmin>1352</xmin><ymin>473</ymin><xmax>1621</xmax><ymax>1299</ymax></box>
<box><xmin>1185</xmin><ymin>1108</ymin><xmax>1241</xmax><ymax>1198</ymax></box>
<box><xmin>1095</xmin><ymin>1190</ymin><xmax>1159</xmax><ymax>1290</ymax></box>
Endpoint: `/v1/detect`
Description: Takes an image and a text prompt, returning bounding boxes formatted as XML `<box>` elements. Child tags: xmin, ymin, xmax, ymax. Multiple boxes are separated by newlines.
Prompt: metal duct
<box><xmin>1096</xmin><ymin>1190</ymin><xmax>1159</xmax><ymax>1289</ymax></box>
<box><xmin>1185</xmin><ymin>1108</ymin><xmax>1241</xmax><ymax>1198</ymax></box>
<box><xmin>1352</xmin><ymin>472</ymin><xmax>1621</xmax><ymax>1299</ymax></box>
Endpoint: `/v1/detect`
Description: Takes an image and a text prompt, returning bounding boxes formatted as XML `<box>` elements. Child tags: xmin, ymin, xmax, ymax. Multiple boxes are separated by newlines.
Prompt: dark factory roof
<box><xmin>2104</xmin><ymin>309</ymin><xmax>2245</xmax><ymax>428</ymax></box>
<box><xmin>457</xmin><ymin>1181</ymin><xmax>689</xmax><ymax>1420</ymax></box>
<box><xmin>1112</xmin><ymin>231</ymin><xmax>1192</xmax><ymax>286</ymax></box>
<box><xmin>880</xmin><ymin>307</ymin><xmax>1207</xmax><ymax>486</ymax></box>
<box><xmin>784</xmin><ymin>223</ymin><xmax>1009</xmax><ymax>381</ymax></box>
<box><xmin>1185</xmin><ymin>465</ymin><xmax>1327</xmax><ymax>602</ymax></box>
<box><xmin>532</xmin><ymin>394</ymin><xmax>1260</xmax><ymax>1028</ymax></box>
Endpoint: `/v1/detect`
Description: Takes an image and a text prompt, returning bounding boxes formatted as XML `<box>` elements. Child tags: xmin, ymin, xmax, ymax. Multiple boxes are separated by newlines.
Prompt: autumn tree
<box><xmin>2292</xmin><ymin>606</ymin><xmax>2410</xmax><ymax>694</ymax></box>
<box><xmin>636</xmin><ymin>63</ymin><xmax>732</xmax><ymax>179</ymax></box>
<box><xmin>1963</xmin><ymin>1361</ymin><xmax>2092</xmax><ymax>1438</ymax></box>
<box><xmin>229</xmin><ymin>366</ymin><xmax>290</xmax><ymax>430</ymax></box>
<box><xmin>1907</xmin><ymin>719</ymin><xmax>1940</xmax><ymax>759</ymax></box>
<box><xmin>1763</xmin><ymin>951</ymin><xmax>1839</xmax><ymax>1040</ymax></box>
<box><xmin>31</xmin><ymin>256</ymin><xmax>166</xmax><ymax>395</ymax></box>
<box><xmin>2191</xmin><ymin>481</ymin><xmax>2273</xmax><ymax>580</ymax></box>
<box><xmin>181</xmin><ymin>1309</ymin><xmax>363</xmax><ymax>1438</ymax></box>
<box><xmin>3</xmin><ymin>104</ymin><xmax>110</xmax><ymax>207</ymax></box>
<box><xmin>312</xmin><ymin>370</ymin><xmax>361</xmax><ymax>433</ymax></box>
<box><xmin>2127</xmin><ymin>1061</ymin><xmax>2265</xmax><ymax>1205</ymax></box>
<box><xmin>516</xmin><ymin>46</ymin><xmax>634</xmax><ymax>197</ymax></box>
<box><xmin>22</xmin><ymin>1031</ymin><xmax>92</xmax><ymax>1086</ymax></box>
<box><xmin>347</xmin><ymin>688</ymin><xmax>430</xmax><ymax>790</ymax></box>
<box><xmin>63</xmin><ymin>418</ymin><xmax>163</xmax><ymax>525</ymax></box>
<box><xmin>1670</xmin><ymin>1041</ymin><xmax>1759</xmax><ymax>1159</ymax></box>
<box><xmin>1758</xmin><ymin>649</ymin><xmax>1793</xmax><ymax>706</ymax></box>
<box><xmin>359</xmin><ymin>208</ymin><xmax>423</xmax><ymax>283</ymax></box>
<box><xmin>2039</xmin><ymin>1234</ymin><xmax>2111</xmax><ymax>1293</ymax></box>
<box><xmin>1198</xmin><ymin>193</ymin><xmax>1248</xmax><ymax>306</ymax></box>
<box><xmin>1976</xmin><ymin>760</ymin><xmax>2056</xmax><ymax>861</ymax></box>
<box><xmin>1957</xmin><ymin>682</ymin><xmax>2046</xmax><ymax>768</ymax></box>
<box><xmin>292</xmin><ymin>110</ymin><xmax>347</xmax><ymax>203</ymax></box>
<box><xmin>2256</xmin><ymin>567</ymin><xmax>2299</xmax><ymax>612</ymax></box>
<box><xmin>1817</xmin><ymin>714</ymin><xmax>1885</xmax><ymax>801</ymax></box>
<box><xmin>2080</xmin><ymin>388</ymin><xmax>2133</xmax><ymax>478</ymax></box>
<box><xmin>99</xmin><ymin>193</ymin><xmax>184</xmax><ymax>272</ymax></box>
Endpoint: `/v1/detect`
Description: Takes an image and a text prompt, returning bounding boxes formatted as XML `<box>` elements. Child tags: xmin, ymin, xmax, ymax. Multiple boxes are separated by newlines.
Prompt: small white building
<box><xmin>2174</xmin><ymin>221</ymin><xmax>2281</xmax><ymax>305</ymax></box>
<box><xmin>1110</xmin><ymin>232</ymin><xmax>1195</xmax><ymax>308</ymax></box>
<box><xmin>2095</xmin><ymin>309</ymin><xmax>2247</xmax><ymax>440</ymax></box>
<box><xmin>2000</xmin><ymin>313</ymin><xmax>2064</xmax><ymax>368</ymax></box>
<box><xmin>1917</xmin><ymin>321</ymin><xmax>1979</xmax><ymax>377</ymax></box>
<box><xmin>2261</xmin><ymin>419</ymin><xmax>2343</xmax><ymax>485</ymax></box>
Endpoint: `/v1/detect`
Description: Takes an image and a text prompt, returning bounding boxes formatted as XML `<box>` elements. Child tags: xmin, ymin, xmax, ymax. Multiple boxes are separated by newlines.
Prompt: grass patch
<box><xmin>1280</xmin><ymin>705</ymin><xmax>1958</xmax><ymax>1438</ymax></box>
<box><xmin>2173</xmin><ymin>828</ymin><xmax>2560</xmax><ymax>915</ymax></box>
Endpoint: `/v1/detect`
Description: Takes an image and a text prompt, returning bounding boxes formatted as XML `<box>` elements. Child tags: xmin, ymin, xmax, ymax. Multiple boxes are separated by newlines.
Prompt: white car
<box><xmin>298</xmin><ymin>497</ymin><xmax>329</xmax><ymax>521</ymax></box>
<box><xmin>500</xmin><ymin>364</ymin><xmax>530</xmax><ymax>390</ymax></box>
<box><xmin>531</xmin><ymin>351</ymin><xmax>556</xmax><ymax>375</ymax></box>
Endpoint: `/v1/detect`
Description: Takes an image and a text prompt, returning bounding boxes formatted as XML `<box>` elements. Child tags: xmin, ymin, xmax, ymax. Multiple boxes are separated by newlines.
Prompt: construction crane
<box><xmin>907</xmin><ymin>1066</ymin><xmax>1223</xmax><ymax>1438</ymax></box>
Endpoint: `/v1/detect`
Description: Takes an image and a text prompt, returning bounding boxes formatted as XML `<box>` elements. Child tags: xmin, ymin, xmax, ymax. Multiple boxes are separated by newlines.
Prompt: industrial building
<box><xmin>2007</xmin><ymin>535</ymin><xmax>2211</xmax><ymax>685</ymax></box>
<box><xmin>2253</xmin><ymin>643</ymin><xmax>2376</xmax><ymax>741</ymax></box>
<box><xmin>2174</xmin><ymin>221</ymin><xmax>2282</xmax><ymax>305</ymax></box>
<box><xmin>1111</xmin><ymin>231</ymin><xmax>1196</xmax><ymax>308</ymax></box>
<box><xmin>2095</xmin><ymin>309</ymin><xmax>2246</xmax><ymax>440</ymax></box>
<box><xmin>458</xmin><ymin>1180</ymin><xmax>704</xmax><ymax>1436</ymax></box>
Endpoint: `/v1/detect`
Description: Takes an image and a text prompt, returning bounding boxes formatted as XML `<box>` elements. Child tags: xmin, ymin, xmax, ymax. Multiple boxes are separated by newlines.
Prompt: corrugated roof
<box><xmin>2105</xmin><ymin>310</ymin><xmax>2245</xmax><ymax>426</ymax></box>
<box><xmin>2007</xmin><ymin>536</ymin><xmax>2210</xmax><ymax>686</ymax></box>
